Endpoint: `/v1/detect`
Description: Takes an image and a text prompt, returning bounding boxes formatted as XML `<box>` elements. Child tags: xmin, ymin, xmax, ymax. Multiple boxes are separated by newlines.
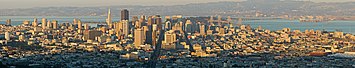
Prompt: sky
<box><xmin>0</xmin><ymin>0</ymin><xmax>354</xmax><ymax>9</ymax></box>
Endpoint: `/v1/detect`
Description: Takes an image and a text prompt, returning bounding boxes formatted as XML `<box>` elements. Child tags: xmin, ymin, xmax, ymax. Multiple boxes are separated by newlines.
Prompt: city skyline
<box><xmin>0</xmin><ymin>0</ymin><xmax>354</xmax><ymax>9</ymax></box>
<box><xmin>1</xmin><ymin>0</ymin><xmax>355</xmax><ymax>67</ymax></box>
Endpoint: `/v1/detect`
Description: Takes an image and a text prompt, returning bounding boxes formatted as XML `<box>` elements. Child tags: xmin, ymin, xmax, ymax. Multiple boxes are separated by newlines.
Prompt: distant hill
<box><xmin>0</xmin><ymin>0</ymin><xmax>354</xmax><ymax>16</ymax></box>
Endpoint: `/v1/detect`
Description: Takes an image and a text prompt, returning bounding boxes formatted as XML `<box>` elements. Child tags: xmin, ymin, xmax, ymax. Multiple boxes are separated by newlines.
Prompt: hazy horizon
<box><xmin>0</xmin><ymin>0</ymin><xmax>354</xmax><ymax>9</ymax></box>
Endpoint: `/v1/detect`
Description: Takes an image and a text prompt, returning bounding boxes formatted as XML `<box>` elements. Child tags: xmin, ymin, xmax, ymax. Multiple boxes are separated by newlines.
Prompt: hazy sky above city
<box><xmin>0</xmin><ymin>0</ymin><xmax>354</xmax><ymax>9</ymax></box>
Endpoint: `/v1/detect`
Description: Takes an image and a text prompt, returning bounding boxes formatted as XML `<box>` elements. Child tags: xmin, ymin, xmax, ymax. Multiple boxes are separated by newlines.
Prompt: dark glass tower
<box><xmin>121</xmin><ymin>9</ymin><xmax>129</xmax><ymax>21</ymax></box>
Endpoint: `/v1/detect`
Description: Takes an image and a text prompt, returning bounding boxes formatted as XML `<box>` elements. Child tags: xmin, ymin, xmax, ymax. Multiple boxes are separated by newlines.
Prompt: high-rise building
<box><xmin>209</xmin><ymin>16</ymin><xmax>214</xmax><ymax>24</ymax></box>
<box><xmin>134</xmin><ymin>28</ymin><xmax>144</xmax><ymax>46</ymax></box>
<box><xmin>52</xmin><ymin>20</ymin><xmax>58</xmax><ymax>29</ymax></box>
<box><xmin>217</xmin><ymin>15</ymin><xmax>222</xmax><ymax>26</ymax></box>
<box><xmin>5</xmin><ymin>32</ymin><xmax>10</xmax><ymax>41</ymax></box>
<box><xmin>106</xmin><ymin>9</ymin><xmax>112</xmax><ymax>28</ymax></box>
<box><xmin>73</xmin><ymin>19</ymin><xmax>78</xmax><ymax>25</ymax></box>
<box><xmin>122</xmin><ymin>20</ymin><xmax>129</xmax><ymax>36</ymax></box>
<box><xmin>23</xmin><ymin>20</ymin><xmax>30</xmax><ymax>26</ymax></box>
<box><xmin>78</xmin><ymin>20</ymin><xmax>82</xmax><ymax>29</ymax></box>
<box><xmin>147</xmin><ymin>17</ymin><xmax>153</xmax><ymax>26</ymax></box>
<box><xmin>121</xmin><ymin>9</ymin><xmax>129</xmax><ymax>21</ymax></box>
<box><xmin>162</xmin><ymin>30</ymin><xmax>176</xmax><ymax>50</ymax></box>
<box><xmin>32</xmin><ymin>18</ymin><xmax>38</xmax><ymax>27</ymax></box>
<box><xmin>185</xmin><ymin>20</ymin><xmax>193</xmax><ymax>33</ymax></box>
<box><xmin>84</xmin><ymin>23</ymin><xmax>90</xmax><ymax>30</ymax></box>
<box><xmin>46</xmin><ymin>21</ymin><xmax>52</xmax><ymax>29</ymax></box>
<box><xmin>165</xmin><ymin>21</ymin><xmax>171</xmax><ymax>30</ymax></box>
<box><xmin>200</xmin><ymin>24</ymin><xmax>206</xmax><ymax>35</ymax></box>
<box><xmin>115</xmin><ymin>22</ymin><xmax>123</xmax><ymax>35</ymax></box>
<box><xmin>156</xmin><ymin>17</ymin><xmax>162</xmax><ymax>30</ymax></box>
<box><xmin>6</xmin><ymin>19</ymin><xmax>11</xmax><ymax>26</ymax></box>
<box><xmin>42</xmin><ymin>18</ymin><xmax>47</xmax><ymax>29</ymax></box>
<box><xmin>164</xmin><ymin>30</ymin><xmax>176</xmax><ymax>44</ymax></box>
<box><xmin>152</xmin><ymin>30</ymin><xmax>157</xmax><ymax>46</ymax></box>
<box><xmin>135</xmin><ymin>21</ymin><xmax>142</xmax><ymax>28</ymax></box>
<box><xmin>132</xmin><ymin>16</ymin><xmax>138</xmax><ymax>23</ymax></box>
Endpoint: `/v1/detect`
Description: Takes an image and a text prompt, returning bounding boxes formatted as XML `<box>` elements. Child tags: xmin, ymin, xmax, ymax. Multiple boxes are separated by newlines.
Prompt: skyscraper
<box><xmin>152</xmin><ymin>30</ymin><xmax>157</xmax><ymax>46</ymax></box>
<box><xmin>52</xmin><ymin>20</ymin><xmax>58</xmax><ymax>29</ymax></box>
<box><xmin>147</xmin><ymin>17</ymin><xmax>153</xmax><ymax>26</ymax></box>
<box><xmin>46</xmin><ymin>21</ymin><xmax>52</xmax><ymax>29</ymax></box>
<box><xmin>84</xmin><ymin>23</ymin><xmax>90</xmax><ymax>30</ymax></box>
<box><xmin>164</xmin><ymin>30</ymin><xmax>176</xmax><ymax>44</ymax></box>
<box><xmin>200</xmin><ymin>24</ymin><xmax>206</xmax><ymax>35</ymax></box>
<box><xmin>5</xmin><ymin>32</ymin><xmax>10</xmax><ymax>41</ymax></box>
<box><xmin>132</xmin><ymin>16</ymin><xmax>138</xmax><ymax>23</ymax></box>
<box><xmin>106</xmin><ymin>9</ymin><xmax>112</xmax><ymax>28</ymax></box>
<box><xmin>73</xmin><ymin>19</ymin><xmax>78</xmax><ymax>25</ymax></box>
<box><xmin>78</xmin><ymin>20</ymin><xmax>82</xmax><ymax>29</ymax></box>
<box><xmin>121</xmin><ymin>9</ymin><xmax>129</xmax><ymax>21</ymax></box>
<box><xmin>6</xmin><ymin>19</ymin><xmax>11</xmax><ymax>26</ymax></box>
<box><xmin>162</xmin><ymin>30</ymin><xmax>176</xmax><ymax>50</ymax></box>
<box><xmin>32</xmin><ymin>18</ymin><xmax>38</xmax><ymax>27</ymax></box>
<box><xmin>115</xmin><ymin>22</ymin><xmax>123</xmax><ymax>35</ymax></box>
<box><xmin>156</xmin><ymin>17</ymin><xmax>162</xmax><ymax>30</ymax></box>
<box><xmin>185</xmin><ymin>20</ymin><xmax>193</xmax><ymax>33</ymax></box>
<box><xmin>134</xmin><ymin>28</ymin><xmax>144</xmax><ymax>46</ymax></box>
<box><xmin>42</xmin><ymin>18</ymin><xmax>47</xmax><ymax>29</ymax></box>
<box><xmin>122</xmin><ymin>20</ymin><xmax>129</xmax><ymax>37</ymax></box>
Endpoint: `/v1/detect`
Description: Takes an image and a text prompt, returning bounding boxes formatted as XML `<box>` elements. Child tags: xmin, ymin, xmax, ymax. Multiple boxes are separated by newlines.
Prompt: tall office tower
<box><xmin>132</xmin><ymin>16</ymin><xmax>138</xmax><ymax>23</ymax></box>
<box><xmin>156</xmin><ymin>17</ymin><xmax>162</xmax><ymax>30</ymax></box>
<box><xmin>152</xmin><ymin>30</ymin><xmax>157</xmax><ymax>46</ymax></box>
<box><xmin>134</xmin><ymin>28</ymin><xmax>144</xmax><ymax>46</ymax></box>
<box><xmin>237</xmin><ymin>18</ymin><xmax>243</xmax><ymax>27</ymax></box>
<box><xmin>5</xmin><ymin>32</ymin><xmax>10</xmax><ymax>41</ymax></box>
<box><xmin>42</xmin><ymin>18</ymin><xmax>47</xmax><ymax>29</ymax></box>
<box><xmin>46</xmin><ymin>21</ymin><xmax>52</xmax><ymax>28</ymax></box>
<box><xmin>165</xmin><ymin>21</ymin><xmax>171</xmax><ymax>30</ymax></box>
<box><xmin>165</xmin><ymin>16</ymin><xmax>171</xmax><ymax>21</ymax></box>
<box><xmin>227</xmin><ymin>16</ymin><xmax>232</xmax><ymax>23</ymax></box>
<box><xmin>122</xmin><ymin>20</ymin><xmax>129</xmax><ymax>36</ymax></box>
<box><xmin>121</xmin><ymin>9</ymin><xmax>129</xmax><ymax>21</ymax></box>
<box><xmin>147</xmin><ymin>17</ymin><xmax>154</xmax><ymax>26</ymax></box>
<box><xmin>78</xmin><ymin>20</ymin><xmax>82</xmax><ymax>29</ymax></box>
<box><xmin>152</xmin><ymin>24</ymin><xmax>158</xmax><ymax>32</ymax></box>
<box><xmin>115</xmin><ymin>22</ymin><xmax>123</xmax><ymax>35</ymax></box>
<box><xmin>217</xmin><ymin>15</ymin><xmax>222</xmax><ymax>26</ymax></box>
<box><xmin>32</xmin><ymin>18</ymin><xmax>38</xmax><ymax>27</ymax></box>
<box><xmin>162</xmin><ymin>30</ymin><xmax>176</xmax><ymax>50</ymax></box>
<box><xmin>185</xmin><ymin>20</ymin><xmax>193</xmax><ymax>33</ymax></box>
<box><xmin>83</xmin><ymin>30</ymin><xmax>103</xmax><ymax>41</ymax></box>
<box><xmin>200</xmin><ymin>24</ymin><xmax>206</xmax><ymax>35</ymax></box>
<box><xmin>6</xmin><ymin>19</ymin><xmax>11</xmax><ymax>26</ymax></box>
<box><xmin>106</xmin><ymin>9</ymin><xmax>112</xmax><ymax>28</ymax></box>
<box><xmin>209</xmin><ymin>16</ymin><xmax>214</xmax><ymax>24</ymax></box>
<box><xmin>164</xmin><ymin>30</ymin><xmax>176</xmax><ymax>44</ymax></box>
<box><xmin>257</xmin><ymin>25</ymin><xmax>263</xmax><ymax>30</ymax></box>
<box><xmin>142</xmin><ymin>26</ymin><xmax>148</xmax><ymax>38</ymax></box>
<box><xmin>140</xmin><ymin>15</ymin><xmax>146</xmax><ymax>21</ymax></box>
<box><xmin>135</xmin><ymin>21</ymin><xmax>142</xmax><ymax>28</ymax></box>
<box><xmin>52</xmin><ymin>20</ymin><xmax>58</xmax><ymax>29</ymax></box>
<box><xmin>84</xmin><ymin>24</ymin><xmax>90</xmax><ymax>30</ymax></box>
<box><xmin>73</xmin><ymin>19</ymin><xmax>78</xmax><ymax>25</ymax></box>
<box><xmin>23</xmin><ymin>20</ymin><xmax>30</xmax><ymax>26</ymax></box>
<box><xmin>146</xmin><ymin>30</ymin><xmax>153</xmax><ymax>45</ymax></box>
<box><xmin>100</xmin><ymin>27</ymin><xmax>107</xmax><ymax>33</ymax></box>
